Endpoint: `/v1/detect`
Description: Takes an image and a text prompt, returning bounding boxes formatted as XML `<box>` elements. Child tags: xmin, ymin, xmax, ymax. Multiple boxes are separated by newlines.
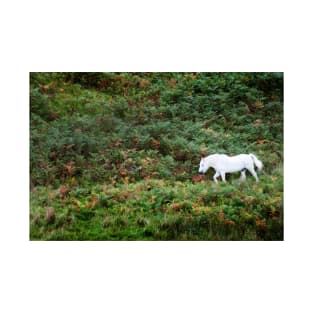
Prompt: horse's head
<box><xmin>198</xmin><ymin>157</ymin><xmax>210</xmax><ymax>174</ymax></box>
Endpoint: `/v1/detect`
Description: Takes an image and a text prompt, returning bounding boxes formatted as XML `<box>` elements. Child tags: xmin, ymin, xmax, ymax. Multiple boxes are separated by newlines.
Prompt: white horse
<box><xmin>198</xmin><ymin>153</ymin><xmax>263</xmax><ymax>183</ymax></box>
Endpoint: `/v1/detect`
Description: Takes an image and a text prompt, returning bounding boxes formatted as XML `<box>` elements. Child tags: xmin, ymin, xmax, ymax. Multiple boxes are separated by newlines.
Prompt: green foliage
<box><xmin>30</xmin><ymin>175</ymin><xmax>283</xmax><ymax>240</ymax></box>
<box><xmin>30</xmin><ymin>72</ymin><xmax>283</xmax><ymax>240</ymax></box>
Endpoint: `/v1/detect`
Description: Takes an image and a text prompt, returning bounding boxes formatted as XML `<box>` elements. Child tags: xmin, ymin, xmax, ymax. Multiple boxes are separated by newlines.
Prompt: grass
<box><xmin>30</xmin><ymin>169</ymin><xmax>283</xmax><ymax>240</ymax></box>
<box><xmin>30</xmin><ymin>72</ymin><xmax>283</xmax><ymax>240</ymax></box>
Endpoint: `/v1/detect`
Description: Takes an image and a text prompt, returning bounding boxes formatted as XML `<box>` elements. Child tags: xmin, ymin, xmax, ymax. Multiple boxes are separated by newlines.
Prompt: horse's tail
<box><xmin>249</xmin><ymin>153</ymin><xmax>263</xmax><ymax>171</ymax></box>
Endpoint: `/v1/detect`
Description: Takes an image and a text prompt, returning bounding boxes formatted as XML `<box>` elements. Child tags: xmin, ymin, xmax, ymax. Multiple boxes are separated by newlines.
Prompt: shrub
<box><xmin>30</xmin><ymin>72</ymin><xmax>283</xmax><ymax>240</ymax></box>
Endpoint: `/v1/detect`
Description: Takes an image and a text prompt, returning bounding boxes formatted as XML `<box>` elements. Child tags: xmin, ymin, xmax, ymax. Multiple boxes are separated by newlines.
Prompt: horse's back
<box><xmin>229</xmin><ymin>153</ymin><xmax>249</xmax><ymax>159</ymax></box>
<box><xmin>214</xmin><ymin>153</ymin><xmax>251</xmax><ymax>172</ymax></box>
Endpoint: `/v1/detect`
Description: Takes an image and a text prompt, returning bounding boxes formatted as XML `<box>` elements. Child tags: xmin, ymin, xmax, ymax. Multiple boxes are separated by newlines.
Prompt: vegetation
<box><xmin>30</xmin><ymin>72</ymin><xmax>283</xmax><ymax>240</ymax></box>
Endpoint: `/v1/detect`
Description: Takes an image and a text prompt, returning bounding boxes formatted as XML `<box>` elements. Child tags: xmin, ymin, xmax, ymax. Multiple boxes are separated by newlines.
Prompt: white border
<box><xmin>1</xmin><ymin>1</ymin><xmax>313</xmax><ymax>312</ymax></box>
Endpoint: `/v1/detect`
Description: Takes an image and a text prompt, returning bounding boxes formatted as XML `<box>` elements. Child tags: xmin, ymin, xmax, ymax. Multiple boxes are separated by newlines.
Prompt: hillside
<box><xmin>30</xmin><ymin>72</ymin><xmax>283</xmax><ymax>240</ymax></box>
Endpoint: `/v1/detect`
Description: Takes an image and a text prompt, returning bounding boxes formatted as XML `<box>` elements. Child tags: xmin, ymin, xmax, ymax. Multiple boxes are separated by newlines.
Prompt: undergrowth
<box><xmin>30</xmin><ymin>72</ymin><xmax>283</xmax><ymax>240</ymax></box>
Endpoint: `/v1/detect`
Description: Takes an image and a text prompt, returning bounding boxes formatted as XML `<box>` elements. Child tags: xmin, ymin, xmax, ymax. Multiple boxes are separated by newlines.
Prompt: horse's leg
<box><xmin>220</xmin><ymin>171</ymin><xmax>226</xmax><ymax>182</ymax></box>
<box><xmin>247</xmin><ymin>166</ymin><xmax>259</xmax><ymax>182</ymax></box>
<box><xmin>240</xmin><ymin>169</ymin><xmax>246</xmax><ymax>182</ymax></box>
<box><xmin>213</xmin><ymin>171</ymin><xmax>220</xmax><ymax>183</ymax></box>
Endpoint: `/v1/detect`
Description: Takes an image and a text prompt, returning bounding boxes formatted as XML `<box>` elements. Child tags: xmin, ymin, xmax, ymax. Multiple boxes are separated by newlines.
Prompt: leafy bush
<box><xmin>30</xmin><ymin>72</ymin><xmax>283</xmax><ymax>240</ymax></box>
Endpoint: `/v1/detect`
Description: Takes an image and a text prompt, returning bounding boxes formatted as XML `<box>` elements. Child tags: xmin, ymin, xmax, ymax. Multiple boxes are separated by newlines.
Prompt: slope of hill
<box><xmin>30</xmin><ymin>72</ymin><xmax>283</xmax><ymax>240</ymax></box>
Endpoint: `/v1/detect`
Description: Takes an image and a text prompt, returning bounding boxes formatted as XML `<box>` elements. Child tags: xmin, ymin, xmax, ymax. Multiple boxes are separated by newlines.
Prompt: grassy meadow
<box><xmin>30</xmin><ymin>72</ymin><xmax>283</xmax><ymax>240</ymax></box>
